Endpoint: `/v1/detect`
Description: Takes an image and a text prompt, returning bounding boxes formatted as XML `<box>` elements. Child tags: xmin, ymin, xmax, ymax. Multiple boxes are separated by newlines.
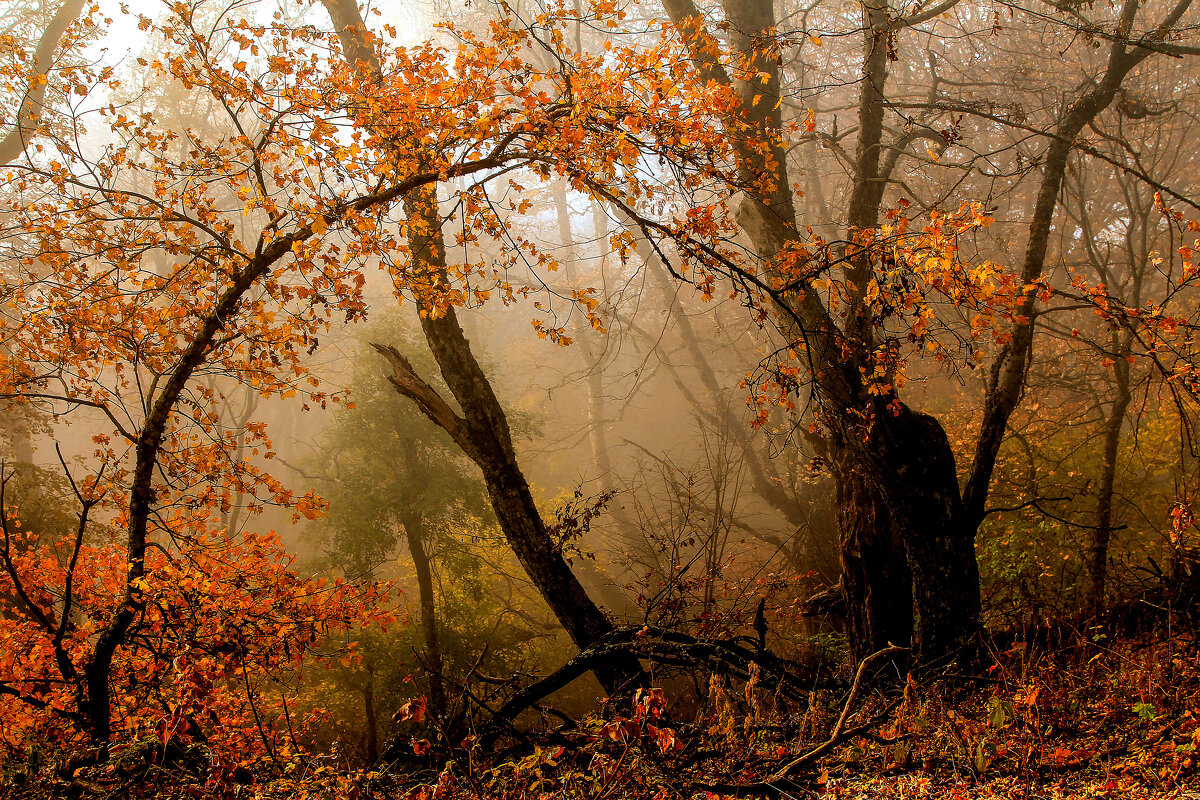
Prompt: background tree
<box><xmin>304</xmin><ymin>317</ymin><xmax>514</xmax><ymax>745</ymax></box>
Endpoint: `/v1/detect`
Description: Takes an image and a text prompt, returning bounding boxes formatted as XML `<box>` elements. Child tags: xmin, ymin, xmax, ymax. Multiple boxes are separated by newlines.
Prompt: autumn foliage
<box><xmin>0</xmin><ymin>0</ymin><xmax>750</xmax><ymax>764</ymax></box>
<box><xmin>0</xmin><ymin>0</ymin><xmax>1199</xmax><ymax>797</ymax></box>
<box><xmin>0</xmin><ymin>512</ymin><xmax>391</xmax><ymax>759</ymax></box>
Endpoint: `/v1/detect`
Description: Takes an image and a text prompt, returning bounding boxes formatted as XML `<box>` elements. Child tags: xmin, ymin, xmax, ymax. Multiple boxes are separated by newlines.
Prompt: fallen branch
<box><xmin>477</xmin><ymin>626</ymin><xmax>834</xmax><ymax>749</ymax></box>
<box><xmin>771</xmin><ymin>644</ymin><xmax>907</xmax><ymax>777</ymax></box>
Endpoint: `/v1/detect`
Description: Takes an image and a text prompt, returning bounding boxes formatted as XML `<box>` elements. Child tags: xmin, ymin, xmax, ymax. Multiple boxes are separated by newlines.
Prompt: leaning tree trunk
<box><xmin>380</xmin><ymin>298</ymin><xmax>641</xmax><ymax>694</ymax></box>
<box><xmin>320</xmin><ymin>0</ymin><xmax>642</xmax><ymax>697</ymax></box>
<box><xmin>963</xmin><ymin>0</ymin><xmax>1155</xmax><ymax>528</ymax></box>
<box><xmin>376</xmin><ymin>193</ymin><xmax>642</xmax><ymax>695</ymax></box>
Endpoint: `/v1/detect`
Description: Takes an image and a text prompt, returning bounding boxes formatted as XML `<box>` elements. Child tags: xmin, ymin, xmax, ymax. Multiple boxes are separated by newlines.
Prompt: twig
<box><xmin>241</xmin><ymin>659</ymin><xmax>281</xmax><ymax>772</ymax></box>
<box><xmin>691</xmin><ymin>645</ymin><xmax>909</xmax><ymax>797</ymax></box>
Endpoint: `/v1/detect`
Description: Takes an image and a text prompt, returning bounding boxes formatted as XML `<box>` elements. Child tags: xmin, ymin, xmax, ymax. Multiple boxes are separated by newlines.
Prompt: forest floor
<box><xmin>8</xmin><ymin>631</ymin><xmax>1198</xmax><ymax>799</ymax></box>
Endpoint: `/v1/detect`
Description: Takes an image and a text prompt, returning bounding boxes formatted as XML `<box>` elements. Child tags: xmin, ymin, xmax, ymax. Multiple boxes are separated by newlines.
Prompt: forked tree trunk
<box><xmin>660</xmin><ymin>0</ymin><xmax>930</xmax><ymax>663</ymax></box>
<box><xmin>659</xmin><ymin>0</ymin><xmax>1173</xmax><ymax>668</ymax></box>
<box><xmin>381</xmin><ymin>304</ymin><xmax>641</xmax><ymax>693</ymax></box>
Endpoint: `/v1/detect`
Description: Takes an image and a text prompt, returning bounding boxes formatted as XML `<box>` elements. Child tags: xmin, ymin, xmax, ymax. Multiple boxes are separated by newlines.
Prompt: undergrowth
<box><xmin>5</xmin><ymin>633</ymin><xmax>1197</xmax><ymax>800</ymax></box>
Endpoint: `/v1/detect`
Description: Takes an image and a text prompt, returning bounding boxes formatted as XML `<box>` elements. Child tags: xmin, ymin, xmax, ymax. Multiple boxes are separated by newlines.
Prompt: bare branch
<box><xmin>371</xmin><ymin>342</ymin><xmax>468</xmax><ymax>445</ymax></box>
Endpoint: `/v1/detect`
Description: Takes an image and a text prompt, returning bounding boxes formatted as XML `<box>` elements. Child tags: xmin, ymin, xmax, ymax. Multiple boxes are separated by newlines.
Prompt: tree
<box><xmin>634</xmin><ymin>0</ymin><xmax>1200</xmax><ymax>664</ymax></box>
<box><xmin>317</xmin><ymin>0</ymin><xmax>708</xmax><ymax>693</ymax></box>
<box><xmin>0</xmin><ymin>0</ymin><xmax>759</xmax><ymax>747</ymax></box>
<box><xmin>309</xmin><ymin>319</ymin><xmax>500</xmax><ymax>724</ymax></box>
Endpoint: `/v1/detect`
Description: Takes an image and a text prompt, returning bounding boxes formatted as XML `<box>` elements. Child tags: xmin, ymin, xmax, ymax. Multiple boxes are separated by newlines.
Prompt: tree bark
<box><xmin>1090</xmin><ymin>339</ymin><xmax>1132</xmax><ymax>609</ymax></box>
<box><xmin>400</xmin><ymin>510</ymin><xmax>446</xmax><ymax>716</ymax></box>
<box><xmin>832</xmin><ymin>455</ymin><xmax>912</xmax><ymax>659</ymax></box>
<box><xmin>865</xmin><ymin>406</ymin><xmax>980</xmax><ymax>660</ymax></box>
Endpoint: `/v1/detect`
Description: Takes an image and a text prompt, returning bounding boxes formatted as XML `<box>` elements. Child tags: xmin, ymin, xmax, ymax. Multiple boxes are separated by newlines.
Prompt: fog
<box><xmin>1</xmin><ymin>0</ymin><xmax>1197</xmax><ymax>785</ymax></box>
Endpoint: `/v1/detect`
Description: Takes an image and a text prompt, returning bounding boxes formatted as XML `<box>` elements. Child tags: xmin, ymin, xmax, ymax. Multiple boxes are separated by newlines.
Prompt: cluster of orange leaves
<box><xmin>747</xmin><ymin>191</ymin><xmax>1200</xmax><ymax>426</ymax></box>
<box><xmin>0</xmin><ymin>514</ymin><xmax>393</xmax><ymax>759</ymax></box>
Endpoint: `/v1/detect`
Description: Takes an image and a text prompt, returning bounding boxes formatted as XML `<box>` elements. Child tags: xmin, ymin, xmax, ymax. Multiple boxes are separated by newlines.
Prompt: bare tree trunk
<box><xmin>864</xmin><ymin>406</ymin><xmax>979</xmax><ymax>661</ymax></box>
<box><xmin>382</xmin><ymin>192</ymin><xmax>641</xmax><ymax>694</ymax></box>
<box><xmin>363</xmin><ymin>664</ymin><xmax>379</xmax><ymax>764</ymax></box>
<box><xmin>1090</xmin><ymin>342</ymin><xmax>1132</xmax><ymax>609</ymax></box>
<box><xmin>963</xmin><ymin>0</ymin><xmax>1157</xmax><ymax>526</ymax></box>
<box><xmin>400</xmin><ymin>511</ymin><xmax>446</xmax><ymax>715</ymax></box>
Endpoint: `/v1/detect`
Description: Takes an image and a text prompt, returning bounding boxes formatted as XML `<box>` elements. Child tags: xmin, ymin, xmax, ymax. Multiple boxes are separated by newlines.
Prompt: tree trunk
<box><xmin>963</xmin><ymin>6</ymin><xmax>1152</xmax><ymax>526</ymax></box>
<box><xmin>412</xmin><ymin>306</ymin><xmax>640</xmax><ymax>694</ymax></box>
<box><xmin>864</xmin><ymin>405</ymin><xmax>980</xmax><ymax>662</ymax></box>
<box><xmin>400</xmin><ymin>511</ymin><xmax>446</xmax><ymax>715</ymax></box>
<box><xmin>661</xmin><ymin>0</ymin><xmax>933</xmax><ymax>662</ymax></box>
<box><xmin>363</xmin><ymin>665</ymin><xmax>379</xmax><ymax>764</ymax></box>
<box><xmin>1090</xmin><ymin>346</ymin><xmax>1132</xmax><ymax>610</ymax></box>
<box><xmin>376</xmin><ymin>188</ymin><xmax>642</xmax><ymax>695</ymax></box>
<box><xmin>832</xmin><ymin>455</ymin><xmax>912</xmax><ymax>662</ymax></box>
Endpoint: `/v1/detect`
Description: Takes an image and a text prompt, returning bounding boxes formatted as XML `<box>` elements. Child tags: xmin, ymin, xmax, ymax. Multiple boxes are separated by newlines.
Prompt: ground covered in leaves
<box><xmin>5</xmin><ymin>634</ymin><xmax>1198</xmax><ymax>800</ymax></box>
